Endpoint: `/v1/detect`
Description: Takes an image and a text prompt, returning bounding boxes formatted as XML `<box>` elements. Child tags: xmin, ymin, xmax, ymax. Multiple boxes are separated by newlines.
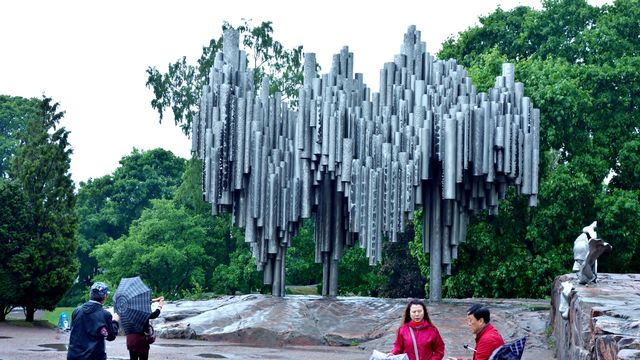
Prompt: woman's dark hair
<box><xmin>402</xmin><ymin>299</ymin><xmax>433</xmax><ymax>326</ymax></box>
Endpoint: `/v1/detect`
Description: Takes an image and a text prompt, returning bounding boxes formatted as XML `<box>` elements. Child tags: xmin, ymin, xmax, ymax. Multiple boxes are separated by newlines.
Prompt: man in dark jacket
<box><xmin>67</xmin><ymin>282</ymin><xmax>120</xmax><ymax>360</ymax></box>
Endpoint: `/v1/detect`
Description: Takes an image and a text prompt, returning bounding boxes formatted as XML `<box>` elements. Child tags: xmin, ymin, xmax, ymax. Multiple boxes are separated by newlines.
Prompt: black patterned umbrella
<box><xmin>114</xmin><ymin>276</ymin><xmax>151</xmax><ymax>335</ymax></box>
<box><xmin>489</xmin><ymin>336</ymin><xmax>527</xmax><ymax>360</ymax></box>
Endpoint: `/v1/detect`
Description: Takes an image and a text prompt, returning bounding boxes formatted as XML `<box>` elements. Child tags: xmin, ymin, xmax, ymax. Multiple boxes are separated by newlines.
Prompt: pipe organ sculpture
<box><xmin>193</xmin><ymin>26</ymin><xmax>540</xmax><ymax>301</ymax></box>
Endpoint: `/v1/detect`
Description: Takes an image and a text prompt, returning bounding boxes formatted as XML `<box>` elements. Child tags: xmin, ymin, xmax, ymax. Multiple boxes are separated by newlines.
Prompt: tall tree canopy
<box><xmin>0</xmin><ymin>95</ymin><xmax>40</xmax><ymax>177</ymax></box>
<box><xmin>436</xmin><ymin>0</ymin><xmax>640</xmax><ymax>298</ymax></box>
<box><xmin>89</xmin><ymin>157</ymin><xmax>252</xmax><ymax>299</ymax></box>
<box><xmin>146</xmin><ymin>20</ymin><xmax>305</xmax><ymax>136</ymax></box>
<box><xmin>7</xmin><ymin>95</ymin><xmax>78</xmax><ymax>321</ymax></box>
<box><xmin>73</xmin><ymin>148</ymin><xmax>186</xmax><ymax>298</ymax></box>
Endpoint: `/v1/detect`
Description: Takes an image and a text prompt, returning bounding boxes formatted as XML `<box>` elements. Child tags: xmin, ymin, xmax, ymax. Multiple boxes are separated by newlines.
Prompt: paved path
<box><xmin>0</xmin><ymin>322</ymin><xmax>367</xmax><ymax>360</ymax></box>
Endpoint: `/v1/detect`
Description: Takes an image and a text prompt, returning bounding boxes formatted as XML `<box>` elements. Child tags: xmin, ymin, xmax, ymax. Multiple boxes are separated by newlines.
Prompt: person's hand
<box><xmin>152</xmin><ymin>296</ymin><xmax>164</xmax><ymax>302</ymax></box>
<box><xmin>387</xmin><ymin>352</ymin><xmax>395</xmax><ymax>357</ymax></box>
<box><xmin>112</xmin><ymin>312</ymin><xmax>120</xmax><ymax>322</ymax></box>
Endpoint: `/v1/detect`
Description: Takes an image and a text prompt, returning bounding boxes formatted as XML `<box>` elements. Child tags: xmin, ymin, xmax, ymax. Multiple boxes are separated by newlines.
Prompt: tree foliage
<box><xmin>86</xmin><ymin>151</ymin><xmax>256</xmax><ymax>299</ymax></box>
<box><xmin>337</xmin><ymin>246</ymin><xmax>383</xmax><ymax>296</ymax></box>
<box><xmin>210</xmin><ymin>243</ymin><xmax>263</xmax><ymax>295</ymax></box>
<box><xmin>146</xmin><ymin>20</ymin><xmax>305</xmax><ymax>135</ymax></box>
<box><xmin>436</xmin><ymin>0</ymin><xmax>640</xmax><ymax>298</ymax></box>
<box><xmin>7</xmin><ymin>96</ymin><xmax>78</xmax><ymax>320</ymax></box>
<box><xmin>0</xmin><ymin>179</ymin><xmax>32</xmax><ymax>320</ymax></box>
<box><xmin>73</xmin><ymin>148</ymin><xmax>186</xmax><ymax>294</ymax></box>
<box><xmin>92</xmin><ymin>199</ymin><xmax>221</xmax><ymax>297</ymax></box>
<box><xmin>377</xmin><ymin>223</ymin><xmax>426</xmax><ymax>299</ymax></box>
<box><xmin>0</xmin><ymin>95</ymin><xmax>40</xmax><ymax>177</ymax></box>
<box><xmin>285</xmin><ymin>219</ymin><xmax>322</xmax><ymax>286</ymax></box>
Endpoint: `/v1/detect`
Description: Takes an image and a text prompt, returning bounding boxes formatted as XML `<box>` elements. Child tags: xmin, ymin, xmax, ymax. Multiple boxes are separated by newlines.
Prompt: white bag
<box><xmin>369</xmin><ymin>349</ymin><xmax>410</xmax><ymax>360</ymax></box>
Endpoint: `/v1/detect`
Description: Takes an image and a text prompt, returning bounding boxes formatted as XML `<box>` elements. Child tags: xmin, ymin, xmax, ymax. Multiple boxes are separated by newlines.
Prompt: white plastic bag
<box><xmin>369</xmin><ymin>349</ymin><xmax>409</xmax><ymax>360</ymax></box>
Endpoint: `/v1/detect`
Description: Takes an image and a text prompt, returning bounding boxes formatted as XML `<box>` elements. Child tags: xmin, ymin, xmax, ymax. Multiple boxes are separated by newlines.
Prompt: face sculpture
<box><xmin>573</xmin><ymin>233</ymin><xmax>589</xmax><ymax>271</ymax></box>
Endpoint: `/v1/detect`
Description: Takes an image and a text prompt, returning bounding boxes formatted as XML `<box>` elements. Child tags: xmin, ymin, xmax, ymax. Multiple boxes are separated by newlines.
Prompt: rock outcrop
<box><xmin>550</xmin><ymin>273</ymin><xmax>640</xmax><ymax>359</ymax></box>
<box><xmin>151</xmin><ymin>294</ymin><xmax>552</xmax><ymax>359</ymax></box>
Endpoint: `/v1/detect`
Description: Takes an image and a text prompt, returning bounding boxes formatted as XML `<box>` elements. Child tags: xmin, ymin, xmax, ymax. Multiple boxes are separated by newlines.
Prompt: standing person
<box><xmin>388</xmin><ymin>299</ymin><xmax>445</xmax><ymax>360</ymax></box>
<box><xmin>126</xmin><ymin>296</ymin><xmax>164</xmax><ymax>360</ymax></box>
<box><xmin>67</xmin><ymin>282</ymin><xmax>120</xmax><ymax>360</ymax></box>
<box><xmin>447</xmin><ymin>304</ymin><xmax>505</xmax><ymax>360</ymax></box>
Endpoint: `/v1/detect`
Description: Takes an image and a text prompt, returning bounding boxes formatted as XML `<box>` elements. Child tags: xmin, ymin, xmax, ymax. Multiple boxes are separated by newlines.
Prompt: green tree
<box><xmin>438</xmin><ymin>5</ymin><xmax>536</xmax><ymax>65</ymax></box>
<box><xmin>337</xmin><ymin>246</ymin><xmax>382</xmax><ymax>296</ymax></box>
<box><xmin>611</xmin><ymin>139</ymin><xmax>640</xmax><ymax>191</ymax></box>
<box><xmin>438</xmin><ymin>0</ymin><xmax>601</xmax><ymax>66</ymax></box>
<box><xmin>435</xmin><ymin>0</ymin><xmax>640</xmax><ymax>298</ymax></box>
<box><xmin>173</xmin><ymin>157</ymin><xmax>210</xmax><ymax>214</ymax></box>
<box><xmin>73</xmin><ymin>148</ymin><xmax>185</xmax><ymax>292</ymax></box>
<box><xmin>0</xmin><ymin>179</ymin><xmax>33</xmax><ymax>320</ymax></box>
<box><xmin>92</xmin><ymin>199</ymin><xmax>218</xmax><ymax>297</ymax></box>
<box><xmin>8</xmin><ymin>96</ymin><xmax>78</xmax><ymax>321</ymax></box>
<box><xmin>146</xmin><ymin>20</ymin><xmax>305</xmax><ymax>135</ymax></box>
<box><xmin>573</xmin><ymin>0</ymin><xmax>640</xmax><ymax>65</ymax></box>
<box><xmin>286</xmin><ymin>219</ymin><xmax>322</xmax><ymax>286</ymax></box>
<box><xmin>377</xmin><ymin>224</ymin><xmax>426</xmax><ymax>299</ymax></box>
<box><xmin>595</xmin><ymin>189</ymin><xmax>640</xmax><ymax>273</ymax></box>
<box><xmin>173</xmin><ymin>157</ymin><xmax>245</xmax><ymax>273</ymax></box>
<box><xmin>210</xmin><ymin>243</ymin><xmax>263</xmax><ymax>295</ymax></box>
<box><xmin>0</xmin><ymin>95</ymin><xmax>40</xmax><ymax>177</ymax></box>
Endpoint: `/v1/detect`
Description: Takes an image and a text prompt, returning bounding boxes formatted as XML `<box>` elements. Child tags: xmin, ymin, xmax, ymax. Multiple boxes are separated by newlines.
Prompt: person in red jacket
<box><xmin>388</xmin><ymin>299</ymin><xmax>445</xmax><ymax>360</ymax></box>
<box><xmin>448</xmin><ymin>304</ymin><xmax>504</xmax><ymax>360</ymax></box>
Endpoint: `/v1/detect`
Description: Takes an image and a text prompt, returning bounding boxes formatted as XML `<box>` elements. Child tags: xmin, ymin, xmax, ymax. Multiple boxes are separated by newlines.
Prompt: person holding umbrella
<box><xmin>126</xmin><ymin>296</ymin><xmax>164</xmax><ymax>360</ymax></box>
<box><xmin>113</xmin><ymin>276</ymin><xmax>163</xmax><ymax>360</ymax></box>
<box><xmin>67</xmin><ymin>282</ymin><xmax>120</xmax><ymax>360</ymax></box>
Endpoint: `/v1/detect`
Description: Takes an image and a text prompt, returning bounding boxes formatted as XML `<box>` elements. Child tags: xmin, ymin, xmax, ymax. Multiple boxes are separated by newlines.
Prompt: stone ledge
<box><xmin>550</xmin><ymin>273</ymin><xmax>640</xmax><ymax>360</ymax></box>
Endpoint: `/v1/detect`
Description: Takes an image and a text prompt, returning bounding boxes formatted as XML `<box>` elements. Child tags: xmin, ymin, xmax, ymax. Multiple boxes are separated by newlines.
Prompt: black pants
<box><xmin>129</xmin><ymin>351</ymin><xmax>149</xmax><ymax>360</ymax></box>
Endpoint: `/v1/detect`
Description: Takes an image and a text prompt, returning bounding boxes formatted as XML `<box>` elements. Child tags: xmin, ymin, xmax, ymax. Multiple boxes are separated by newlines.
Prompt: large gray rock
<box><xmin>550</xmin><ymin>273</ymin><xmax>640</xmax><ymax>360</ymax></box>
<box><xmin>154</xmin><ymin>294</ymin><xmax>406</xmax><ymax>346</ymax></box>
<box><xmin>151</xmin><ymin>294</ymin><xmax>553</xmax><ymax>359</ymax></box>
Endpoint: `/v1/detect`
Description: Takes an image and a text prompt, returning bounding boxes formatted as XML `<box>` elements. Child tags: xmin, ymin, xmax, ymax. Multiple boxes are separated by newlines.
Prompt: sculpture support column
<box><xmin>429</xmin><ymin>180</ymin><xmax>442</xmax><ymax>302</ymax></box>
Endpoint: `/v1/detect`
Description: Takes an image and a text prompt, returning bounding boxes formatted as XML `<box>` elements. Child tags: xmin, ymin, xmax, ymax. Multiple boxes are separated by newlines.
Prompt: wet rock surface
<box><xmin>154</xmin><ymin>295</ymin><xmax>553</xmax><ymax>358</ymax></box>
<box><xmin>551</xmin><ymin>273</ymin><xmax>640</xmax><ymax>360</ymax></box>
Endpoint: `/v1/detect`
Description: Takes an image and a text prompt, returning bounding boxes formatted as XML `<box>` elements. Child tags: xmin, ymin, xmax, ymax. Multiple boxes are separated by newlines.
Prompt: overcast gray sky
<box><xmin>0</xmin><ymin>0</ymin><xmax>610</xmax><ymax>185</ymax></box>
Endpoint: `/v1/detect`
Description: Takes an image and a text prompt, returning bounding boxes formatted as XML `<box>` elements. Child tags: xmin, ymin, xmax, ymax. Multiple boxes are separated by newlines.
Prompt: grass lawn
<box><xmin>4</xmin><ymin>307</ymin><xmax>75</xmax><ymax>328</ymax></box>
<box><xmin>41</xmin><ymin>307</ymin><xmax>75</xmax><ymax>327</ymax></box>
<box><xmin>286</xmin><ymin>284</ymin><xmax>320</xmax><ymax>295</ymax></box>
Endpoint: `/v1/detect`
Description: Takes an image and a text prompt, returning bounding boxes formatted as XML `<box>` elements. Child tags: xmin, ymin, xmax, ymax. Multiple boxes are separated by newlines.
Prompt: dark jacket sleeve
<box><xmin>71</xmin><ymin>307</ymin><xmax>79</xmax><ymax>324</ymax></box>
<box><xmin>103</xmin><ymin>310</ymin><xmax>119</xmax><ymax>341</ymax></box>
<box><xmin>148</xmin><ymin>308</ymin><xmax>161</xmax><ymax>320</ymax></box>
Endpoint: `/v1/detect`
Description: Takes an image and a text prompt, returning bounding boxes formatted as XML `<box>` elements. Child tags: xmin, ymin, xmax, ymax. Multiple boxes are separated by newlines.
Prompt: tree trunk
<box><xmin>25</xmin><ymin>306</ymin><xmax>36</xmax><ymax>322</ymax></box>
<box><xmin>1</xmin><ymin>305</ymin><xmax>13</xmax><ymax>321</ymax></box>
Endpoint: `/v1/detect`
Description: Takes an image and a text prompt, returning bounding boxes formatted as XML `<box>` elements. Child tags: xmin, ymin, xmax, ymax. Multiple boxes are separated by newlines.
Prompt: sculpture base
<box><xmin>550</xmin><ymin>273</ymin><xmax>640</xmax><ymax>360</ymax></box>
